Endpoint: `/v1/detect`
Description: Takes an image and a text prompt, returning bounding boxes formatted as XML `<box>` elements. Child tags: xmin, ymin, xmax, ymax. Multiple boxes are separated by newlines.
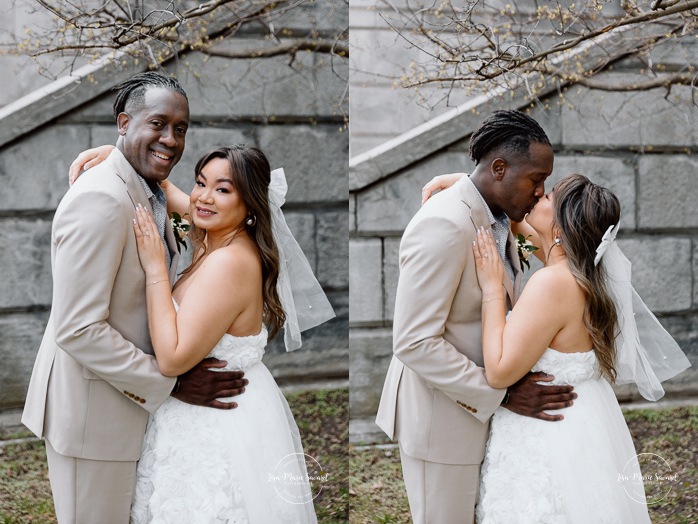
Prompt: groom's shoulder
<box><xmin>66</xmin><ymin>158</ymin><xmax>131</xmax><ymax>201</ymax></box>
<box><xmin>400</xmin><ymin>187</ymin><xmax>475</xmax><ymax>256</ymax></box>
<box><xmin>55</xmin><ymin>163</ymin><xmax>131</xmax><ymax>224</ymax></box>
<box><xmin>407</xmin><ymin>177</ymin><xmax>473</xmax><ymax>231</ymax></box>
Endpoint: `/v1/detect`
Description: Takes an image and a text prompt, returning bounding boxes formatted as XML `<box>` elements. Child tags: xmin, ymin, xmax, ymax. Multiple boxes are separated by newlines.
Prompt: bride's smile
<box><xmin>195</xmin><ymin>206</ymin><xmax>215</xmax><ymax>216</ymax></box>
<box><xmin>190</xmin><ymin>156</ymin><xmax>249</xmax><ymax>237</ymax></box>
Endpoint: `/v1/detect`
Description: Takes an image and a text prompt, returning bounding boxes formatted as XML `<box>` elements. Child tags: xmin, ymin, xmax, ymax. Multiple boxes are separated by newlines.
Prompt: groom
<box><xmin>22</xmin><ymin>72</ymin><xmax>247</xmax><ymax>523</ymax></box>
<box><xmin>376</xmin><ymin>110</ymin><xmax>577</xmax><ymax>523</ymax></box>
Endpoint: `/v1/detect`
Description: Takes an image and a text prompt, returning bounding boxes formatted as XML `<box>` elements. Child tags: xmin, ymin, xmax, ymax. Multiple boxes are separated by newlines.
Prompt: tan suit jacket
<box><xmin>376</xmin><ymin>175</ymin><xmax>522</xmax><ymax>465</ymax></box>
<box><xmin>22</xmin><ymin>148</ymin><xmax>178</xmax><ymax>461</ymax></box>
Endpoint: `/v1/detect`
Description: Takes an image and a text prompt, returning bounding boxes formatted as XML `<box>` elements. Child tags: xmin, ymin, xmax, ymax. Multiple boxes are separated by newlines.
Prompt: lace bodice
<box><xmin>530</xmin><ymin>348</ymin><xmax>599</xmax><ymax>385</ymax></box>
<box><xmin>206</xmin><ymin>329</ymin><xmax>268</xmax><ymax>372</ymax></box>
<box><xmin>172</xmin><ymin>299</ymin><xmax>267</xmax><ymax>371</ymax></box>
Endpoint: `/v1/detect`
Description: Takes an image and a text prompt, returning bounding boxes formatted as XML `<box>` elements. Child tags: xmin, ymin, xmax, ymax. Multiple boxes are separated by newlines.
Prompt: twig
<box><xmin>200</xmin><ymin>38</ymin><xmax>349</xmax><ymax>58</ymax></box>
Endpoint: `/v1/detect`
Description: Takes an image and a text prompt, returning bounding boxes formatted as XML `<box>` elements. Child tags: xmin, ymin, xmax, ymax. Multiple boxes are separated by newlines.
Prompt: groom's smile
<box><xmin>150</xmin><ymin>150</ymin><xmax>174</xmax><ymax>162</ymax></box>
<box><xmin>117</xmin><ymin>87</ymin><xmax>190</xmax><ymax>183</ymax></box>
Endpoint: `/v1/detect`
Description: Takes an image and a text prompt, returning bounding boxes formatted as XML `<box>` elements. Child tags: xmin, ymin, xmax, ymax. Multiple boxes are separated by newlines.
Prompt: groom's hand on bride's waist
<box><xmin>171</xmin><ymin>358</ymin><xmax>249</xmax><ymax>409</ymax></box>
<box><xmin>502</xmin><ymin>372</ymin><xmax>577</xmax><ymax>422</ymax></box>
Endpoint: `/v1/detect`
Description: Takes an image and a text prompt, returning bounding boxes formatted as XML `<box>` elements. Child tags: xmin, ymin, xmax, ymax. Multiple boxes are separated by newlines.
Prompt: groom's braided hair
<box><xmin>112</xmin><ymin>72</ymin><xmax>188</xmax><ymax>119</ymax></box>
<box><xmin>469</xmin><ymin>110</ymin><xmax>550</xmax><ymax>165</ymax></box>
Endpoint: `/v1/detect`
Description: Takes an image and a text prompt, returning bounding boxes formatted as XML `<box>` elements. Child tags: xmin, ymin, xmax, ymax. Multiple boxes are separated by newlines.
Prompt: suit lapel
<box><xmin>110</xmin><ymin>148</ymin><xmax>149</xmax><ymax>210</ymax></box>
<box><xmin>110</xmin><ymin>148</ymin><xmax>179</xmax><ymax>284</ymax></box>
<box><xmin>458</xmin><ymin>177</ymin><xmax>516</xmax><ymax>307</ymax></box>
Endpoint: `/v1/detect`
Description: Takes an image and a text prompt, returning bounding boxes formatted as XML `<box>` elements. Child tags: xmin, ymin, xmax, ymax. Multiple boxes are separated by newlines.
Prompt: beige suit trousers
<box><xmin>399</xmin><ymin>445</ymin><xmax>480</xmax><ymax>524</ymax></box>
<box><xmin>45</xmin><ymin>440</ymin><xmax>137</xmax><ymax>524</ymax></box>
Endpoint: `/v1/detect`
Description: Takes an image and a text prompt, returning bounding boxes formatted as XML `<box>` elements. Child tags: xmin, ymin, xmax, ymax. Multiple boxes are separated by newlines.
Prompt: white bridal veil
<box><xmin>595</xmin><ymin>225</ymin><xmax>691</xmax><ymax>401</ymax></box>
<box><xmin>268</xmin><ymin>168</ymin><xmax>335</xmax><ymax>351</ymax></box>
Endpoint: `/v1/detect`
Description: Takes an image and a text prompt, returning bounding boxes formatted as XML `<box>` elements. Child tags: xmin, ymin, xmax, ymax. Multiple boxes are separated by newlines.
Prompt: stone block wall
<box><xmin>0</xmin><ymin>5</ymin><xmax>349</xmax><ymax>411</ymax></box>
<box><xmin>350</xmin><ymin>80</ymin><xmax>698</xmax><ymax>422</ymax></box>
<box><xmin>349</xmin><ymin>0</ymin><xmax>469</xmax><ymax>156</ymax></box>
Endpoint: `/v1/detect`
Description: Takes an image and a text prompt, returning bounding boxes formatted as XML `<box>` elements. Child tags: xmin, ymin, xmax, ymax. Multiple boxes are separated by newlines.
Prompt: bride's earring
<box><xmin>545</xmin><ymin>232</ymin><xmax>563</xmax><ymax>266</ymax></box>
<box><xmin>552</xmin><ymin>230</ymin><xmax>562</xmax><ymax>247</ymax></box>
<box><xmin>246</xmin><ymin>215</ymin><xmax>257</xmax><ymax>227</ymax></box>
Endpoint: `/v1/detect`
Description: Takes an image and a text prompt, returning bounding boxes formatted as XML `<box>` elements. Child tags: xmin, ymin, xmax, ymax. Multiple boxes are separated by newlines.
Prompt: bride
<box><xmin>73</xmin><ymin>144</ymin><xmax>333</xmax><ymax>522</ymax></box>
<box><xmin>426</xmin><ymin>173</ymin><xmax>690</xmax><ymax>522</ymax></box>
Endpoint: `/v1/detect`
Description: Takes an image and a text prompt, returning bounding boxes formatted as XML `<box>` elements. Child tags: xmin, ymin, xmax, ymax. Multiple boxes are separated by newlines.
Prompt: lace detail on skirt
<box><xmin>130</xmin><ymin>329</ymin><xmax>317</xmax><ymax>524</ymax></box>
<box><xmin>477</xmin><ymin>349</ymin><xmax>650</xmax><ymax>524</ymax></box>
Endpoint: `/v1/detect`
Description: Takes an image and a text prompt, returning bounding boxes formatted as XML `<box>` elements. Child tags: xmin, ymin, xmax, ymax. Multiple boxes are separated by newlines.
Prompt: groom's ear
<box><xmin>116</xmin><ymin>112</ymin><xmax>130</xmax><ymax>136</ymax></box>
<box><xmin>491</xmin><ymin>158</ymin><xmax>507</xmax><ymax>181</ymax></box>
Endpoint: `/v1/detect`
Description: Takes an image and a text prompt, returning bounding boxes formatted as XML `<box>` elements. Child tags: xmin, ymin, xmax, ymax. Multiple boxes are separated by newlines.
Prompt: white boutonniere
<box><xmin>170</xmin><ymin>212</ymin><xmax>191</xmax><ymax>254</ymax></box>
<box><xmin>516</xmin><ymin>234</ymin><xmax>539</xmax><ymax>271</ymax></box>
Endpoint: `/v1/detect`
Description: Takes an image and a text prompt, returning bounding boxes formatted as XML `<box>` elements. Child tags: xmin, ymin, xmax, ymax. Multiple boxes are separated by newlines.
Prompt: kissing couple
<box><xmin>376</xmin><ymin>110</ymin><xmax>690</xmax><ymax>523</ymax></box>
<box><xmin>22</xmin><ymin>72</ymin><xmax>334</xmax><ymax>523</ymax></box>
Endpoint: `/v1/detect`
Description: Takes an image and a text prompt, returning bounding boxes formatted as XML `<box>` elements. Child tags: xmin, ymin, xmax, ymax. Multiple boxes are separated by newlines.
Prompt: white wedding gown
<box><xmin>130</xmin><ymin>325</ymin><xmax>318</xmax><ymax>523</ymax></box>
<box><xmin>477</xmin><ymin>348</ymin><xmax>651</xmax><ymax>523</ymax></box>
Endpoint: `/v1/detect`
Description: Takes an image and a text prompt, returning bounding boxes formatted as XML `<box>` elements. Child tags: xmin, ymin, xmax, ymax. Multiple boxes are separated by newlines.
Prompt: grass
<box><xmin>290</xmin><ymin>388</ymin><xmax>349</xmax><ymax>523</ymax></box>
<box><xmin>0</xmin><ymin>439</ymin><xmax>54</xmax><ymax>524</ymax></box>
<box><xmin>0</xmin><ymin>387</ymin><xmax>348</xmax><ymax>524</ymax></box>
<box><xmin>350</xmin><ymin>405</ymin><xmax>698</xmax><ymax>524</ymax></box>
<box><xmin>350</xmin><ymin>446</ymin><xmax>411</xmax><ymax>524</ymax></box>
<box><xmin>624</xmin><ymin>406</ymin><xmax>698</xmax><ymax>524</ymax></box>
<box><xmin>3</xmin><ymin>396</ymin><xmax>694</xmax><ymax>523</ymax></box>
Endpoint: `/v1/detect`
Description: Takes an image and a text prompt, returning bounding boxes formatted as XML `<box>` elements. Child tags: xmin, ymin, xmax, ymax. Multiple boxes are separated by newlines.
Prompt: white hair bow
<box><xmin>269</xmin><ymin>168</ymin><xmax>335</xmax><ymax>351</ymax></box>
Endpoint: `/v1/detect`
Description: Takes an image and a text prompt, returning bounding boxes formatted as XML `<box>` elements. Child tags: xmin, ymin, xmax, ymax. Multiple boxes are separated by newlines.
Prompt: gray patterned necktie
<box><xmin>150</xmin><ymin>187</ymin><xmax>171</xmax><ymax>269</ymax></box>
<box><xmin>138</xmin><ymin>175</ymin><xmax>171</xmax><ymax>269</ymax></box>
<box><xmin>492</xmin><ymin>220</ymin><xmax>515</xmax><ymax>284</ymax></box>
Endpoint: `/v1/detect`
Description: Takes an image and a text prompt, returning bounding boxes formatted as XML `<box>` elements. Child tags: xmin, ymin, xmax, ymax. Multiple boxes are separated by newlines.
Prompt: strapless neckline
<box><xmin>545</xmin><ymin>347</ymin><xmax>594</xmax><ymax>356</ymax></box>
<box><xmin>172</xmin><ymin>298</ymin><xmax>265</xmax><ymax>343</ymax></box>
<box><xmin>532</xmin><ymin>347</ymin><xmax>599</xmax><ymax>385</ymax></box>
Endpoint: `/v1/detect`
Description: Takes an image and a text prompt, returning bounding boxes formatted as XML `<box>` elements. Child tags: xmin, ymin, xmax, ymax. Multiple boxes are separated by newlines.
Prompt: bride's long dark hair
<box><xmin>552</xmin><ymin>174</ymin><xmax>621</xmax><ymax>382</ymax></box>
<box><xmin>181</xmin><ymin>145</ymin><xmax>286</xmax><ymax>340</ymax></box>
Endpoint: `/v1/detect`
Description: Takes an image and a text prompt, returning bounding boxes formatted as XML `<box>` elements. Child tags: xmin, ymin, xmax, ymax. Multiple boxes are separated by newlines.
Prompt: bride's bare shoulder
<box><xmin>204</xmin><ymin>242</ymin><xmax>260</xmax><ymax>273</ymax></box>
<box><xmin>522</xmin><ymin>264</ymin><xmax>582</xmax><ymax>300</ymax></box>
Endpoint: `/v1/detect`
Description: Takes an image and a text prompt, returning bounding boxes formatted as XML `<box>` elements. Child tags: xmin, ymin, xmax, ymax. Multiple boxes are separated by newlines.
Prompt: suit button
<box><xmin>139</xmin><ymin>398</ymin><xmax>146</xmax><ymax>404</ymax></box>
<box><xmin>472</xmin><ymin>408</ymin><xmax>478</xmax><ymax>413</ymax></box>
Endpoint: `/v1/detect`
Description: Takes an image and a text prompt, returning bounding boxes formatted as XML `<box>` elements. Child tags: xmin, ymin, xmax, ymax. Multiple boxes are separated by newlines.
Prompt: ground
<box><xmin>0</xmin><ymin>387</ymin><xmax>349</xmax><ymax>524</ymax></box>
<box><xmin>350</xmin><ymin>406</ymin><xmax>698</xmax><ymax>524</ymax></box>
<box><xmin>2</xmin><ymin>399</ymin><xmax>695</xmax><ymax>523</ymax></box>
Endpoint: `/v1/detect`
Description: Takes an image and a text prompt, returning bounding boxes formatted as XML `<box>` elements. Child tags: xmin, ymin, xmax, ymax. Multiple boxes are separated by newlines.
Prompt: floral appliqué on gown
<box><xmin>130</xmin><ymin>327</ymin><xmax>317</xmax><ymax>524</ymax></box>
<box><xmin>477</xmin><ymin>349</ymin><xmax>651</xmax><ymax>524</ymax></box>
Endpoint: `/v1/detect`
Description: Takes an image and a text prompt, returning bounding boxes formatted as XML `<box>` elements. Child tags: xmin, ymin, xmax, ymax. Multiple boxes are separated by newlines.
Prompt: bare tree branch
<box><xmin>13</xmin><ymin>0</ymin><xmax>349</xmax><ymax>64</ymax></box>
<box><xmin>379</xmin><ymin>0</ymin><xmax>697</xmax><ymax>102</ymax></box>
<box><xmin>565</xmin><ymin>72</ymin><xmax>698</xmax><ymax>91</ymax></box>
<box><xmin>651</xmin><ymin>0</ymin><xmax>684</xmax><ymax>10</ymax></box>
<box><xmin>201</xmin><ymin>39</ymin><xmax>349</xmax><ymax>58</ymax></box>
